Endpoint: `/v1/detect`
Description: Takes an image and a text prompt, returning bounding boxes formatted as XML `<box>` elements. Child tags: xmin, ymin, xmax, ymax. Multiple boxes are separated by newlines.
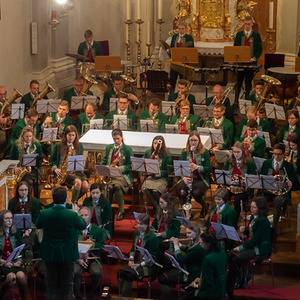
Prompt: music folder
<box><xmin>95</xmin><ymin>165</ymin><xmax>122</xmax><ymax>177</ymax></box>
<box><xmin>224</xmin><ymin>46</ymin><xmax>251</xmax><ymax>63</ymax></box>
<box><xmin>211</xmin><ymin>222</ymin><xmax>240</xmax><ymax>241</ymax></box>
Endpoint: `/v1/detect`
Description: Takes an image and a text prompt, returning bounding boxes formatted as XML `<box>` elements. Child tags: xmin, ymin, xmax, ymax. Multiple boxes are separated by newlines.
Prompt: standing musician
<box><xmin>158</xmin><ymin>224</ymin><xmax>207</xmax><ymax>300</ymax></box>
<box><xmin>49</xmin><ymin>125</ymin><xmax>89</xmax><ymax>203</ymax></box>
<box><xmin>105</xmin><ymin>94</ymin><xmax>137</xmax><ymax>131</ymax></box>
<box><xmin>203</xmin><ymin>187</ymin><xmax>237</xmax><ymax>251</ymax></box>
<box><xmin>82</xmin><ymin>182</ymin><xmax>113</xmax><ymax>240</ymax></box>
<box><xmin>277</xmin><ymin>109</ymin><xmax>300</xmax><ymax>143</ymax></box>
<box><xmin>245</xmin><ymin>80</ymin><xmax>264</xmax><ymax>106</ymax></box>
<box><xmin>74</xmin><ymin>206</ymin><xmax>104</xmax><ymax>300</ymax></box>
<box><xmin>76</xmin><ymin>103</ymin><xmax>105</xmax><ymax>137</ymax></box>
<box><xmin>138</xmin><ymin>98</ymin><xmax>168</xmax><ymax>133</ymax></box>
<box><xmin>177</xmin><ymin>131</ymin><xmax>210</xmax><ymax>218</ymax></box>
<box><xmin>223</xmin><ymin>141</ymin><xmax>256</xmax><ymax>217</ymax></box>
<box><xmin>168</xmin><ymin>79</ymin><xmax>196</xmax><ymax>115</ymax></box>
<box><xmin>100</xmin><ymin>129</ymin><xmax>133</xmax><ymax>221</ymax></box>
<box><xmin>141</xmin><ymin>136</ymin><xmax>172</xmax><ymax>216</ymax></box>
<box><xmin>238</xmin><ymin>120</ymin><xmax>266</xmax><ymax>158</ymax></box>
<box><xmin>0</xmin><ymin>210</ymin><xmax>28</xmax><ymax>300</ymax></box>
<box><xmin>9</xmin><ymin>127</ymin><xmax>43</xmax><ymax>199</ymax></box>
<box><xmin>226</xmin><ymin>198</ymin><xmax>271</xmax><ymax>295</ymax></box>
<box><xmin>117</xmin><ymin>213</ymin><xmax>160</xmax><ymax>298</ymax></box>
<box><xmin>170</xmin><ymin>100</ymin><xmax>200</xmax><ymax>134</ymax></box>
<box><xmin>203</xmin><ymin>103</ymin><xmax>234</xmax><ymax>152</ymax></box>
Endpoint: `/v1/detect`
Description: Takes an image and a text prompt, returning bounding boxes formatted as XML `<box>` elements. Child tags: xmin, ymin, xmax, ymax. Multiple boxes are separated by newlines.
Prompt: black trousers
<box><xmin>236</xmin><ymin>69</ymin><xmax>255</xmax><ymax>102</ymax></box>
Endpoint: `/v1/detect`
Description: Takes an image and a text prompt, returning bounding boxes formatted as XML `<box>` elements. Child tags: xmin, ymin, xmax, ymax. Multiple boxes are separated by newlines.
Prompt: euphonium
<box><xmin>57</xmin><ymin>143</ymin><xmax>74</xmax><ymax>185</ymax></box>
<box><xmin>0</xmin><ymin>88</ymin><xmax>22</xmax><ymax>130</ymax></box>
<box><xmin>15</xmin><ymin>167</ymin><xmax>31</xmax><ymax>183</ymax></box>
<box><xmin>31</xmin><ymin>82</ymin><xmax>55</xmax><ymax>108</ymax></box>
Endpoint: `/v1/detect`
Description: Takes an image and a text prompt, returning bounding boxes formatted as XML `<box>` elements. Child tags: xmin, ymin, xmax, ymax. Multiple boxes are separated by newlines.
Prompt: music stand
<box><xmin>175</xmin><ymin>216</ymin><xmax>191</xmax><ymax>228</ymax></box>
<box><xmin>36</xmin><ymin>99</ymin><xmax>61</xmax><ymax>114</ymax></box>
<box><xmin>6</xmin><ymin>244</ymin><xmax>25</xmax><ymax>264</ymax></box>
<box><xmin>113</xmin><ymin>115</ymin><xmax>128</xmax><ymax>131</ymax></box>
<box><xmin>14</xmin><ymin>214</ymin><xmax>32</xmax><ymax>230</ymax></box>
<box><xmin>94</xmin><ymin>56</ymin><xmax>122</xmax><ymax>72</ymax></box>
<box><xmin>211</xmin><ymin>222</ymin><xmax>240</xmax><ymax>242</ymax></box>
<box><xmin>257</xmin><ymin>131</ymin><xmax>271</xmax><ymax>148</ymax></box>
<box><xmin>265</xmin><ymin>103</ymin><xmax>286</xmax><ymax>120</ymax></box>
<box><xmin>131</xmin><ymin>157</ymin><xmax>160</xmax><ymax>175</ymax></box>
<box><xmin>78</xmin><ymin>241</ymin><xmax>94</xmax><ymax>260</ymax></box>
<box><xmin>95</xmin><ymin>165</ymin><xmax>122</xmax><ymax>177</ymax></box>
<box><xmin>68</xmin><ymin>155</ymin><xmax>84</xmax><ymax>172</ymax></box>
<box><xmin>214</xmin><ymin>169</ymin><xmax>231</xmax><ymax>186</ymax></box>
<box><xmin>162</xmin><ymin>101</ymin><xmax>176</xmax><ymax>117</ymax></box>
<box><xmin>11</xmin><ymin>103</ymin><xmax>25</xmax><ymax>120</ymax></box>
<box><xmin>23</xmin><ymin>154</ymin><xmax>39</xmax><ymax>198</ymax></box>
<box><xmin>42</xmin><ymin>128</ymin><xmax>58</xmax><ymax>142</ymax></box>
<box><xmin>140</xmin><ymin>120</ymin><xmax>155</xmax><ymax>133</ymax></box>
<box><xmin>173</xmin><ymin>160</ymin><xmax>190</xmax><ymax>178</ymax></box>
<box><xmin>109</xmin><ymin>98</ymin><xmax>118</xmax><ymax>111</ymax></box>
<box><xmin>239</xmin><ymin>99</ymin><xmax>252</xmax><ymax>115</ymax></box>
<box><xmin>71</xmin><ymin>96</ymin><xmax>97</xmax><ymax>111</ymax></box>
<box><xmin>165</xmin><ymin>124</ymin><xmax>179</xmax><ymax>134</ymax></box>
<box><xmin>214</xmin><ymin>150</ymin><xmax>231</xmax><ymax>163</ymax></box>
<box><xmin>90</xmin><ymin>119</ymin><xmax>104</xmax><ymax>130</ymax></box>
<box><xmin>197</xmin><ymin>128</ymin><xmax>224</xmax><ymax>146</ymax></box>
<box><xmin>253</xmin><ymin>156</ymin><xmax>266</xmax><ymax>172</ymax></box>
<box><xmin>193</xmin><ymin>105</ymin><xmax>213</xmax><ymax>119</ymax></box>
<box><xmin>136</xmin><ymin>246</ymin><xmax>163</xmax><ymax>268</ymax></box>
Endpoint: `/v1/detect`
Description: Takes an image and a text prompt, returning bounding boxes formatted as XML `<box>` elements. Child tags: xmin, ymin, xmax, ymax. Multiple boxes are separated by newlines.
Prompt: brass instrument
<box><xmin>268</xmin><ymin>167</ymin><xmax>291</xmax><ymax>196</ymax></box>
<box><xmin>15</xmin><ymin>167</ymin><xmax>31</xmax><ymax>183</ymax></box>
<box><xmin>56</xmin><ymin>143</ymin><xmax>74</xmax><ymax>185</ymax></box>
<box><xmin>175</xmin><ymin>82</ymin><xmax>193</xmax><ymax>114</ymax></box>
<box><xmin>81</xmin><ymin>76</ymin><xmax>98</xmax><ymax>96</ymax></box>
<box><xmin>229</xmin><ymin>174</ymin><xmax>247</xmax><ymax>194</ymax></box>
<box><xmin>163</xmin><ymin>238</ymin><xmax>193</xmax><ymax>242</ymax></box>
<box><xmin>292</xmin><ymin>75</ymin><xmax>300</xmax><ymax>109</ymax></box>
<box><xmin>31</xmin><ymin>82</ymin><xmax>55</xmax><ymax>108</ymax></box>
<box><xmin>0</xmin><ymin>88</ymin><xmax>22</xmax><ymax>130</ymax></box>
<box><xmin>100</xmin><ymin>147</ymin><xmax>121</xmax><ymax>186</ymax></box>
<box><xmin>221</xmin><ymin>86</ymin><xmax>234</xmax><ymax>104</ymax></box>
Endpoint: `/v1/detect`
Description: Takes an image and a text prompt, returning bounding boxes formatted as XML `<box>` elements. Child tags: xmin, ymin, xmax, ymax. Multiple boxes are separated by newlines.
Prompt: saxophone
<box><xmin>57</xmin><ymin>144</ymin><xmax>74</xmax><ymax>185</ymax></box>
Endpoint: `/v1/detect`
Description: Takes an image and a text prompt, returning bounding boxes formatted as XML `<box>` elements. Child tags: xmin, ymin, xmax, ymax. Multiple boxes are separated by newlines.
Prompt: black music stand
<box><xmin>165</xmin><ymin>124</ymin><xmax>179</xmax><ymax>134</ymax></box>
<box><xmin>22</xmin><ymin>154</ymin><xmax>39</xmax><ymax>199</ymax></box>
<box><xmin>36</xmin><ymin>99</ymin><xmax>60</xmax><ymax>114</ymax></box>
<box><xmin>162</xmin><ymin>101</ymin><xmax>176</xmax><ymax>119</ymax></box>
<box><xmin>140</xmin><ymin>120</ymin><xmax>155</xmax><ymax>133</ymax></box>
<box><xmin>11</xmin><ymin>103</ymin><xmax>25</xmax><ymax>120</ymax></box>
<box><xmin>14</xmin><ymin>214</ymin><xmax>32</xmax><ymax>230</ymax></box>
<box><xmin>71</xmin><ymin>96</ymin><xmax>97</xmax><ymax>111</ymax></box>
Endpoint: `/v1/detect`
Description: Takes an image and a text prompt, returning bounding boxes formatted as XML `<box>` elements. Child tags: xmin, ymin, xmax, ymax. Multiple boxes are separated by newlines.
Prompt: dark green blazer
<box><xmin>46</xmin><ymin>202</ymin><xmax>72</xmax><ymax>209</ymax></box>
<box><xmin>8</xmin><ymin>197</ymin><xmax>40</xmax><ymax>225</ymax></box>
<box><xmin>138</xmin><ymin>110</ymin><xmax>168</xmax><ymax>133</ymax></box>
<box><xmin>170</xmin><ymin>33</ymin><xmax>194</xmax><ymax>48</ymax></box>
<box><xmin>43</xmin><ymin>113</ymin><xmax>74</xmax><ymax>139</ymax></box>
<box><xmin>194</xmin><ymin>250</ymin><xmax>227</xmax><ymax>299</ymax></box>
<box><xmin>63</xmin><ymin>88</ymin><xmax>93</xmax><ymax>105</ymax></box>
<box><xmin>77</xmin><ymin>41</ymin><xmax>103</xmax><ymax>62</ymax></box>
<box><xmin>105</xmin><ymin>109</ymin><xmax>137</xmax><ymax>131</ymax></box>
<box><xmin>100</xmin><ymin>143</ymin><xmax>133</xmax><ymax>184</ymax></box>
<box><xmin>206</xmin><ymin>96</ymin><xmax>234</xmax><ymax>122</ymax></box>
<box><xmin>180</xmin><ymin>149</ymin><xmax>210</xmax><ymax>187</ymax></box>
<box><xmin>234</xmin><ymin>30</ymin><xmax>263</xmax><ymax>61</ymax></box>
<box><xmin>36</xmin><ymin>205</ymin><xmax>86</xmax><ymax>262</ymax></box>
<box><xmin>21</xmin><ymin>92</ymin><xmax>48</xmax><ymax>112</ymax></box>
<box><xmin>170</xmin><ymin>113</ymin><xmax>200</xmax><ymax>133</ymax></box>
<box><xmin>0</xmin><ymin>230</ymin><xmax>22</xmax><ymax>262</ymax></box>
<box><xmin>277</xmin><ymin>124</ymin><xmax>300</xmax><ymax>143</ymax></box>
<box><xmin>168</xmin><ymin>93</ymin><xmax>196</xmax><ymax>114</ymax></box>
<box><xmin>245</xmin><ymin>94</ymin><xmax>258</xmax><ymax>106</ymax></box>
<box><xmin>203</xmin><ymin>117</ymin><xmax>234</xmax><ymax>149</ymax></box>
<box><xmin>102</xmin><ymin>87</ymin><xmax>132</xmax><ymax>113</ymax></box>
<box><xmin>239</xmin><ymin>135</ymin><xmax>266</xmax><ymax>158</ymax></box>
<box><xmin>75</xmin><ymin>112</ymin><xmax>105</xmax><ymax>136</ymax></box>
<box><xmin>223</xmin><ymin>158</ymin><xmax>256</xmax><ymax>176</ymax></box>
<box><xmin>82</xmin><ymin>195</ymin><xmax>113</xmax><ymax>239</ymax></box>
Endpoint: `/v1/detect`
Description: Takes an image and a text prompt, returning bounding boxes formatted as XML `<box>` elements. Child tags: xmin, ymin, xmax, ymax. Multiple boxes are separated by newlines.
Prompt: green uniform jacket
<box><xmin>194</xmin><ymin>250</ymin><xmax>227</xmax><ymax>299</ymax></box>
<box><xmin>82</xmin><ymin>195</ymin><xmax>113</xmax><ymax>239</ymax></box>
<box><xmin>77</xmin><ymin>41</ymin><xmax>103</xmax><ymax>62</ymax></box>
<box><xmin>20</xmin><ymin>92</ymin><xmax>48</xmax><ymax>112</ymax></box>
<box><xmin>205</xmin><ymin>96</ymin><xmax>234</xmax><ymax>122</ymax></box>
<box><xmin>170</xmin><ymin>33</ymin><xmax>194</xmax><ymax>48</ymax></box>
<box><xmin>277</xmin><ymin>124</ymin><xmax>300</xmax><ymax>143</ymax></box>
<box><xmin>235</xmin><ymin>117</ymin><xmax>270</xmax><ymax>141</ymax></box>
<box><xmin>245</xmin><ymin>94</ymin><xmax>257</xmax><ymax>106</ymax></box>
<box><xmin>63</xmin><ymin>88</ymin><xmax>93</xmax><ymax>105</ymax></box>
<box><xmin>168</xmin><ymin>93</ymin><xmax>196</xmax><ymax>114</ymax></box>
<box><xmin>100</xmin><ymin>143</ymin><xmax>133</xmax><ymax>184</ymax></box>
<box><xmin>43</xmin><ymin>113</ymin><xmax>74</xmax><ymax>139</ymax></box>
<box><xmin>8</xmin><ymin>197</ymin><xmax>40</xmax><ymax>225</ymax></box>
<box><xmin>234</xmin><ymin>31</ymin><xmax>263</xmax><ymax>61</ymax></box>
<box><xmin>46</xmin><ymin>202</ymin><xmax>72</xmax><ymax>209</ymax></box>
<box><xmin>143</xmin><ymin>149</ymin><xmax>172</xmax><ymax>186</ymax></box>
<box><xmin>175</xmin><ymin>244</ymin><xmax>206</xmax><ymax>282</ymax></box>
<box><xmin>138</xmin><ymin>110</ymin><xmax>168</xmax><ymax>133</ymax></box>
<box><xmin>238</xmin><ymin>215</ymin><xmax>271</xmax><ymax>257</ymax></box>
<box><xmin>203</xmin><ymin>117</ymin><xmax>234</xmax><ymax>150</ymax></box>
<box><xmin>130</xmin><ymin>230</ymin><xmax>160</xmax><ymax>276</ymax></box>
<box><xmin>170</xmin><ymin>113</ymin><xmax>200</xmax><ymax>134</ymax></box>
<box><xmin>102</xmin><ymin>87</ymin><xmax>132</xmax><ymax>113</ymax></box>
<box><xmin>151</xmin><ymin>211</ymin><xmax>181</xmax><ymax>239</ymax></box>
<box><xmin>105</xmin><ymin>109</ymin><xmax>137</xmax><ymax>131</ymax></box>
<box><xmin>36</xmin><ymin>205</ymin><xmax>86</xmax><ymax>262</ymax></box>
<box><xmin>76</xmin><ymin>112</ymin><xmax>105</xmax><ymax>136</ymax></box>
<box><xmin>0</xmin><ymin>230</ymin><xmax>22</xmax><ymax>263</ymax></box>
<box><xmin>49</xmin><ymin>142</ymin><xmax>84</xmax><ymax>171</ymax></box>
<box><xmin>180</xmin><ymin>149</ymin><xmax>210</xmax><ymax>187</ymax></box>
<box><xmin>239</xmin><ymin>136</ymin><xmax>266</xmax><ymax>158</ymax></box>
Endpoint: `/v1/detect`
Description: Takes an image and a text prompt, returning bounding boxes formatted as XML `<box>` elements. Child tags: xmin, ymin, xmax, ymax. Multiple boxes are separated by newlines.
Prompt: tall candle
<box><xmin>147</xmin><ymin>20</ymin><xmax>151</xmax><ymax>44</ymax></box>
<box><xmin>158</xmin><ymin>0</ymin><xmax>162</xmax><ymax>20</ymax></box>
<box><xmin>137</xmin><ymin>0</ymin><xmax>141</xmax><ymax>20</ymax></box>
<box><xmin>127</xmin><ymin>0</ymin><xmax>130</xmax><ymax>20</ymax></box>
<box><xmin>126</xmin><ymin>27</ymin><xmax>128</xmax><ymax>43</ymax></box>
<box><xmin>269</xmin><ymin>2</ymin><xmax>274</xmax><ymax>29</ymax></box>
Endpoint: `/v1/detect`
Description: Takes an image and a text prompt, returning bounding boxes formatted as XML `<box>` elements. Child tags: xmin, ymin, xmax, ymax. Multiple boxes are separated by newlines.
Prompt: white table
<box><xmin>79</xmin><ymin>130</ymin><xmax>211</xmax><ymax>156</ymax></box>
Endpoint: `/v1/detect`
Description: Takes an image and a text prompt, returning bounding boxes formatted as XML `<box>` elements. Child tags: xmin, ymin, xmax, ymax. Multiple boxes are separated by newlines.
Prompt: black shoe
<box><xmin>241</xmin><ymin>274</ymin><xmax>252</xmax><ymax>289</ymax></box>
<box><xmin>116</xmin><ymin>212</ymin><xmax>125</xmax><ymax>221</ymax></box>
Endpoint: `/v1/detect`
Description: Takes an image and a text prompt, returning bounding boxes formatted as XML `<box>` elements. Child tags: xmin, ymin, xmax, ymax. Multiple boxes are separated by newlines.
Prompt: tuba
<box><xmin>0</xmin><ymin>88</ymin><xmax>22</xmax><ymax>130</ymax></box>
<box><xmin>292</xmin><ymin>75</ymin><xmax>300</xmax><ymax>109</ymax></box>
<box><xmin>31</xmin><ymin>82</ymin><xmax>55</xmax><ymax>108</ymax></box>
<box><xmin>81</xmin><ymin>76</ymin><xmax>98</xmax><ymax>96</ymax></box>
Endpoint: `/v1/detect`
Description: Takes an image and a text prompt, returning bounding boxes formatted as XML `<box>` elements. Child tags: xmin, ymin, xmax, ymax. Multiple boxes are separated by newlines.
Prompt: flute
<box><xmin>163</xmin><ymin>238</ymin><xmax>193</xmax><ymax>242</ymax></box>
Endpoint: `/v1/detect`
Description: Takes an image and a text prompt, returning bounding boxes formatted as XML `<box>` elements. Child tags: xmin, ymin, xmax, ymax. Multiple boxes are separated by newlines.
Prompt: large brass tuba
<box><xmin>0</xmin><ymin>88</ymin><xmax>23</xmax><ymax>130</ymax></box>
<box><xmin>31</xmin><ymin>82</ymin><xmax>55</xmax><ymax>108</ymax></box>
<box><xmin>81</xmin><ymin>76</ymin><xmax>97</xmax><ymax>96</ymax></box>
<box><xmin>292</xmin><ymin>75</ymin><xmax>300</xmax><ymax>109</ymax></box>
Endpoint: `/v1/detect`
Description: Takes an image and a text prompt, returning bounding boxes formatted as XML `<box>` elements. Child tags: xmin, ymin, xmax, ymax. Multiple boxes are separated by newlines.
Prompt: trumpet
<box><xmin>163</xmin><ymin>238</ymin><xmax>193</xmax><ymax>242</ymax></box>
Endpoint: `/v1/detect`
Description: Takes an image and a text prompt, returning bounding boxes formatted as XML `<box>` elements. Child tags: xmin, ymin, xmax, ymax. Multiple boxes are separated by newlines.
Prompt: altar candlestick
<box><xmin>127</xmin><ymin>0</ymin><xmax>131</xmax><ymax>20</ymax></box>
<box><xmin>147</xmin><ymin>20</ymin><xmax>151</xmax><ymax>44</ymax></box>
<box><xmin>137</xmin><ymin>0</ymin><xmax>141</xmax><ymax>20</ymax></box>
<box><xmin>158</xmin><ymin>0</ymin><xmax>162</xmax><ymax>20</ymax></box>
<box><xmin>269</xmin><ymin>2</ymin><xmax>274</xmax><ymax>29</ymax></box>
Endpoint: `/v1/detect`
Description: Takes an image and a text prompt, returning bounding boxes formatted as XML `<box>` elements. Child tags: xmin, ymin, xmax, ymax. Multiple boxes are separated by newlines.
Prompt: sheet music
<box><xmin>253</xmin><ymin>156</ymin><xmax>266</xmax><ymax>172</ymax></box>
<box><xmin>11</xmin><ymin>103</ymin><xmax>25</xmax><ymax>120</ymax></box>
<box><xmin>257</xmin><ymin>131</ymin><xmax>271</xmax><ymax>148</ymax></box>
<box><xmin>42</xmin><ymin>128</ymin><xmax>58</xmax><ymax>142</ymax></box>
<box><xmin>164</xmin><ymin>252</ymin><xmax>189</xmax><ymax>275</ymax></box>
<box><xmin>265</xmin><ymin>103</ymin><xmax>286</xmax><ymax>121</ymax></box>
<box><xmin>193</xmin><ymin>105</ymin><xmax>213</xmax><ymax>118</ymax></box>
<box><xmin>136</xmin><ymin>246</ymin><xmax>163</xmax><ymax>268</ymax></box>
<box><xmin>214</xmin><ymin>169</ymin><xmax>231</xmax><ymax>185</ymax></box>
<box><xmin>214</xmin><ymin>150</ymin><xmax>230</xmax><ymax>163</ymax></box>
<box><xmin>162</xmin><ymin>101</ymin><xmax>176</xmax><ymax>116</ymax></box>
<box><xmin>71</xmin><ymin>96</ymin><xmax>97</xmax><ymax>110</ymax></box>
<box><xmin>173</xmin><ymin>160</ymin><xmax>190</xmax><ymax>177</ymax></box>
<box><xmin>109</xmin><ymin>98</ymin><xmax>118</xmax><ymax>111</ymax></box>
<box><xmin>197</xmin><ymin>127</ymin><xmax>224</xmax><ymax>144</ymax></box>
<box><xmin>211</xmin><ymin>222</ymin><xmax>240</xmax><ymax>241</ymax></box>
<box><xmin>95</xmin><ymin>165</ymin><xmax>123</xmax><ymax>177</ymax></box>
<box><xmin>68</xmin><ymin>155</ymin><xmax>84</xmax><ymax>171</ymax></box>
<box><xmin>165</xmin><ymin>124</ymin><xmax>179</xmax><ymax>134</ymax></box>
<box><xmin>37</xmin><ymin>99</ymin><xmax>61</xmax><ymax>113</ymax></box>
<box><xmin>239</xmin><ymin>99</ymin><xmax>252</xmax><ymax>115</ymax></box>
<box><xmin>104</xmin><ymin>245</ymin><xmax>128</xmax><ymax>260</ymax></box>
<box><xmin>90</xmin><ymin>119</ymin><xmax>103</xmax><ymax>130</ymax></box>
<box><xmin>131</xmin><ymin>157</ymin><xmax>160</xmax><ymax>174</ymax></box>
<box><xmin>23</xmin><ymin>154</ymin><xmax>38</xmax><ymax>167</ymax></box>
<box><xmin>245</xmin><ymin>174</ymin><xmax>262</xmax><ymax>189</ymax></box>
<box><xmin>140</xmin><ymin>120</ymin><xmax>155</xmax><ymax>132</ymax></box>
<box><xmin>78</xmin><ymin>241</ymin><xmax>93</xmax><ymax>253</ymax></box>
<box><xmin>113</xmin><ymin>115</ymin><xmax>128</xmax><ymax>131</ymax></box>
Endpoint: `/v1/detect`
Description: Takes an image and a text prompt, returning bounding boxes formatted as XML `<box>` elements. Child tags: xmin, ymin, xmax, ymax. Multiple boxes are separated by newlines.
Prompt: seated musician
<box><xmin>141</xmin><ymin>136</ymin><xmax>172</xmax><ymax>216</ymax></box>
<box><xmin>259</xmin><ymin>143</ymin><xmax>299</xmax><ymax>235</ymax></box>
<box><xmin>117</xmin><ymin>213</ymin><xmax>160</xmax><ymax>298</ymax></box>
<box><xmin>180</xmin><ymin>231</ymin><xmax>227</xmax><ymax>300</ymax></box>
<box><xmin>77</xmin><ymin>29</ymin><xmax>102</xmax><ymax>63</ymax></box>
<box><xmin>100</xmin><ymin>129</ymin><xmax>133</xmax><ymax>221</ymax></box>
<box><xmin>177</xmin><ymin>131</ymin><xmax>210</xmax><ymax>218</ymax></box>
<box><xmin>158</xmin><ymin>223</ymin><xmax>206</xmax><ymax>300</ymax></box>
<box><xmin>168</xmin><ymin>79</ymin><xmax>196</xmax><ymax>114</ymax></box>
<box><xmin>238</xmin><ymin>120</ymin><xmax>266</xmax><ymax>158</ymax></box>
<box><xmin>105</xmin><ymin>94</ymin><xmax>137</xmax><ymax>131</ymax></box>
<box><xmin>226</xmin><ymin>197</ymin><xmax>271</xmax><ymax>295</ymax></box>
<box><xmin>82</xmin><ymin>182</ymin><xmax>113</xmax><ymax>240</ymax></box>
<box><xmin>0</xmin><ymin>210</ymin><xmax>28</xmax><ymax>300</ymax></box>
<box><xmin>223</xmin><ymin>141</ymin><xmax>256</xmax><ymax>217</ymax></box>
<box><xmin>288</xmin><ymin>135</ymin><xmax>300</xmax><ymax>181</ymax></box>
<box><xmin>20</xmin><ymin>80</ymin><xmax>48</xmax><ymax>112</ymax></box>
<box><xmin>76</xmin><ymin>103</ymin><xmax>105</xmax><ymax>137</ymax></box>
<box><xmin>203</xmin><ymin>103</ymin><xmax>234</xmax><ymax>152</ymax></box>
<box><xmin>138</xmin><ymin>98</ymin><xmax>168</xmax><ymax>133</ymax></box>
<box><xmin>49</xmin><ymin>125</ymin><xmax>89</xmax><ymax>203</ymax></box>
<box><xmin>277</xmin><ymin>109</ymin><xmax>300</xmax><ymax>143</ymax></box>
<box><xmin>170</xmin><ymin>100</ymin><xmax>200</xmax><ymax>134</ymax></box>
<box><xmin>286</xmin><ymin>85</ymin><xmax>300</xmax><ymax>111</ymax></box>
<box><xmin>235</xmin><ymin>106</ymin><xmax>270</xmax><ymax>141</ymax></box>
<box><xmin>9</xmin><ymin>127</ymin><xmax>43</xmax><ymax>198</ymax></box>
<box><xmin>74</xmin><ymin>206</ymin><xmax>104</xmax><ymax>300</ymax></box>
<box><xmin>203</xmin><ymin>187</ymin><xmax>237</xmax><ymax>251</ymax></box>
<box><xmin>206</xmin><ymin>84</ymin><xmax>234</xmax><ymax>124</ymax></box>
<box><xmin>245</xmin><ymin>80</ymin><xmax>264</xmax><ymax>106</ymax></box>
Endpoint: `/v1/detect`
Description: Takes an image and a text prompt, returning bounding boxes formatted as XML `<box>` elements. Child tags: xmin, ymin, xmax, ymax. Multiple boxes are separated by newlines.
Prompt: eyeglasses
<box><xmin>4</xmin><ymin>217</ymin><xmax>13</xmax><ymax>220</ymax></box>
<box><xmin>189</xmin><ymin>139</ymin><xmax>198</xmax><ymax>142</ymax></box>
<box><xmin>119</xmin><ymin>102</ymin><xmax>128</xmax><ymax>105</ymax></box>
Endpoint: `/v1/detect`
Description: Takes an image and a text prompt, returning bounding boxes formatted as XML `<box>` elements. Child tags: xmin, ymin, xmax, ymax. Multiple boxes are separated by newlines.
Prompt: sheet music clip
<box><xmin>211</xmin><ymin>222</ymin><xmax>240</xmax><ymax>241</ymax></box>
<box><xmin>136</xmin><ymin>246</ymin><xmax>163</xmax><ymax>268</ymax></box>
<box><xmin>214</xmin><ymin>169</ymin><xmax>231</xmax><ymax>185</ymax></box>
<box><xmin>252</xmin><ymin>156</ymin><xmax>266</xmax><ymax>172</ymax></box>
<box><xmin>165</xmin><ymin>124</ymin><xmax>179</xmax><ymax>134</ymax></box>
<box><xmin>257</xmin><ymin>131</ymin><xmax>271</xmax><ymax>148</ymax></box>
<box><xmin>42</xmin><ymin>128</ymin><xmax>58</xmax><ymax>142</ymax></box>
<box><xmin>140</xmin><ymin>120</ymin><xmax>155</xmax><ymax>132</ymax></box>
<box><xmin>214</xmin><ymin>150</ymin><xmax>230</xmax><ymax>163</ymax></box>
<box><xmin>131</xmin><ymin>157</ymin><xmax>160</xmax><ymax>174</ymax></box>
<box><xmin>162</xmin><ymin>101</ymin><xmax>176</xmax><ymax>116</ymax></box>
<box><xmin>71</xmin><ymin>96</ymin><xmax>97</xmax><ymax>110</ymax></box>
<box><xmin>109</xmin><ymin>98</ymin><xmax>118</xmax><ymax>111</ymax></box>
<box><xmin>95</xmin><ymin>165</ymin><xmax>122</xmax><ymax>177</ymax></box>
<box><xmin>164</xmin><ymin>252</ymin><xmax>189</xmax><ymax>275</ymax></box>
<box><xmin>11</xmin><ymin>103</ymin><xmax>25</xmax><ymax>120</ymax></box>
<box><xmin>193</xmin><ymin>105</ymin><xmax>213</xmax><ymax>118</ymax></box>
<box><xmin>36</xmin><ymin>99</ymin><xmax>61</xmax><ymax>114</ymax></box>
<box><xmin>265</xmin><ymin>103</ymin><xmax>286</xmax><ymax>121</ymax></box>
<box><xmin>68</xmin><ymin>155</ymin><xmax>84</xmax><ymax>171</ymax></box>
<box><xmin>113</xmin><ymin>115</ymin><xmax>129</xmax><ymax>131</ymax></box>
<box><xmin>14</xmin><ymin>214</ymin><xmax>32</xmax><ymax>230</ymax></box>
<box><xmin>173</xmin><ymin>160</ymin><xmax>190</xmax><ymax>177</ymax></box>
<box><xmin>239</xmin><ymin>99</ymin><xmax>252</xmax><ymax>115</ymax></box>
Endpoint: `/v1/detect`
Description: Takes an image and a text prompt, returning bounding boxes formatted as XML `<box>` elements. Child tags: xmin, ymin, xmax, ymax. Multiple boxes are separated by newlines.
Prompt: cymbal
<box><xmin>160</xmin><ymin>40</ymin><xmax>171</xmax><ymax>58</ymax></box>
<box><xmin>65</xmin><ymin>52</ymin><xmax>88</xmax><ymax>61</ymax></box>
<box><xmin>182</xmin><ymin>41</ymin><xmax>193</xmax><ymax>47</ymax></box>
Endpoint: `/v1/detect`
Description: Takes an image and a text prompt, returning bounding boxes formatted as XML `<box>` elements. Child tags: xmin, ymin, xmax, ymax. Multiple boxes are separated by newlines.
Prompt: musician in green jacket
<box><xmin>287</xmin><ymin>85</ymin><xmax>300</xmax><ymax>111</ymax></box>
<box><xmin>245</xmin><ymin>80</ymin><xmax>264</xmax><ymax>106</ymax></box>
<box><xmin>100</xmin><ymin>129</ymin><xmax>133</xmax><ymax>221</ymax></box>
<box><xmin>277</xmin><ymin>109</ymin><xmax>300</xmax><ymax>143</ymax></box>
<box><xmin>82</xmin><ymin>183</ymin><xmax>113</xmax><ymax>240</ymax></box>
<box><xmin>138</xmin><ymin>98</ymin><xmax>168</xmax><ymax>133</ymax></box>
